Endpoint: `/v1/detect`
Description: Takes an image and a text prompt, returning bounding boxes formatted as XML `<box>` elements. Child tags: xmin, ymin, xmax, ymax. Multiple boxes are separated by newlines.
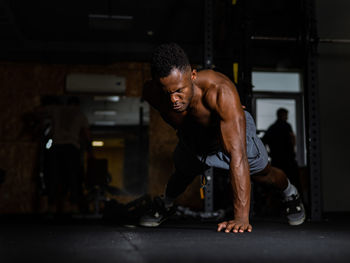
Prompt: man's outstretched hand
<box><xmin>217</xmin><ymin>219</ymin><xmax>252</xmax><ymax>233</ymax></box>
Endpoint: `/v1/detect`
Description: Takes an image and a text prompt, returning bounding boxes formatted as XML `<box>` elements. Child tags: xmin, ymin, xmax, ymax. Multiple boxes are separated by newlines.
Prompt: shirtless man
<box><xmin>140</xmin><ymin>43</ymin><xmax>305</xmax><ymax>233</ymax></box>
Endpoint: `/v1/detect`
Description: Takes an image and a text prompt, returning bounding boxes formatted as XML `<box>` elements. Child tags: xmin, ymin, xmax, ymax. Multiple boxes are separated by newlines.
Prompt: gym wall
<box><xmin>0</xmin><ymin>62</ymin><xmax>151</xmax><ymax>213</ymax></box>
<box><xmin>0</xmin><ymin>61</ymin><xmax>201</xmax><ymax>213</ymax></box>
<box><xmin>317</xmin><ymin>0</ymin><xmax>350</xmax><ymax>212</ymax></box>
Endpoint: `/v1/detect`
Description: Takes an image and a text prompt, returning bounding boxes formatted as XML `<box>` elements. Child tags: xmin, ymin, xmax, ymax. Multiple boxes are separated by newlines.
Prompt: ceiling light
<box><xmin>94</xmin><ymin>96</ymin><xmax>120</xmax><ymax>102</ymax></box>
<box><xmin>92</xmin><ymin>141</ymin><xmax>104</xmax><ymax>147</ymax></box>
<box><xmin>88</xmin><ymin>14</ymin><xmax>133</xmax><ymax>20</ymax></box>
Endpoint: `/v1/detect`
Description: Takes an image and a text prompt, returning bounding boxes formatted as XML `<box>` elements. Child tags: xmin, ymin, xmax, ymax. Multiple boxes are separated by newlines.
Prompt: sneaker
<box><xmin>139</xmin><ymin>196</ymin><xmax>175</xmax><ymax>227</ymax></box>
<box><xmin>284</xmin><ymin>194</ymin><xmax>306</xmax><ymax>226</ymax></box>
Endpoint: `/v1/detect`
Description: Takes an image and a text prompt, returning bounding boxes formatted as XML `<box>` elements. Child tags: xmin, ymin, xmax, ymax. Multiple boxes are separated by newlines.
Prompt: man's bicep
<box><xmin>215</xmin><ymin>86</ymin><xmax>244</xmax><ymax>127</ymax></box>
<box><xmin>204</xmin><ymin>83</ymin><xmax>246</xmax><ymax>154</ymax></box>
<box><xmin>216</xmin><ymin>91</ymin><xmax>246</xmax><ymax>155</ymax></box>
<box><xmin>220</xmin><ymin>114</ymin><xmax>246</xmax><ymax>157</ymax></box>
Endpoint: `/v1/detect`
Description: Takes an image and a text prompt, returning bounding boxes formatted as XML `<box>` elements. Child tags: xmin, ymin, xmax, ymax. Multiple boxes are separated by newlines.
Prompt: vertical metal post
<box><xmin>203</xmin><ymin>0</ymin><xmax>214</xmax><ymax>213</ymax></box>
<box><xmin>303</xmin><ymin>0</ymin><xmax>322</xmax><ymax>221</ymax></box>
<box><xmin>230</xmin><ymin>0</ymin><xmax>253</xmax><ymax>111</ymax></box>
<box><xmin>204</xmin><ymin>167</ymin><xmax>214</xmax><ymax>213</ymax></box>
<box><xmin>240</xmin><ymin>0</ymin><xmax>253</xmax><ymax>112</ymax></box>
<box><xmin>204</xmin><ymin>0</ymin><xmax>213</xmax><ymax>69</ymax></box>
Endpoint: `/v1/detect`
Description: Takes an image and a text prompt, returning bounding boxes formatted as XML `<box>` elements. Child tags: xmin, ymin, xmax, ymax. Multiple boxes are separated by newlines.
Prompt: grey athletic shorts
<box><xmin>175</xmin><ymin>111</ymin><xmax>269</xmax><ymax>176</ymax></box>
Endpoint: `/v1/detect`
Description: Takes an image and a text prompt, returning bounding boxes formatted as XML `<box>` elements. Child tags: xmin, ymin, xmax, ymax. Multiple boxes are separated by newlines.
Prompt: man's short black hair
<box><xmin>151</xmin><ymin>43</ymin><xmax>190</xmax><ymax>79</ymax></box>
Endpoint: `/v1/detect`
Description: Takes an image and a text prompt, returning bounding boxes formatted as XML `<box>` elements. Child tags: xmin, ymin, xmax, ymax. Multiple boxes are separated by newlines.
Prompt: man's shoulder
<box><xmin>200</xmin><ymin>82</ymin><xmax>219</xmax><ymax>111</ymax></box>
<box><xmin>197</xmin><ymin>69</ymin><xmax>230</xmax><ymax>84</ymax></box>
<box><xmin>197</xmin><ymin>69</ymin><xmax>224</xmax><ymax>89</ymax></box>
<box><xmin>199</xmin><ymin>71</ymin><xmax>236</xmax><ymax>107</ymax></box>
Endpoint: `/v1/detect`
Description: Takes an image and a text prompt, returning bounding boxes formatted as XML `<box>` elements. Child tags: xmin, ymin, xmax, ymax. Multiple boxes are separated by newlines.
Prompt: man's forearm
<box><xmin>230</xmin><ymin>161</ymin><xmax>251</xmax><ymax>220</ymax></box>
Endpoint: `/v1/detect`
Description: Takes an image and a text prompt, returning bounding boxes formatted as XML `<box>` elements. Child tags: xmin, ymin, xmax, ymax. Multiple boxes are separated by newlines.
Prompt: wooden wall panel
<box><xmin>0</xmin><ymin>143</ymin><xmax>38</xmax><ymax>213</ymax></box>
<box><xmin>0</xmin><ymin>61</ymin><xmax>150</xmax><ymax>213</ymax></box>
<box><xmin>148</xmin><ymin>107</ymin><xmax>178</xmax><ymax>196</ymax></box>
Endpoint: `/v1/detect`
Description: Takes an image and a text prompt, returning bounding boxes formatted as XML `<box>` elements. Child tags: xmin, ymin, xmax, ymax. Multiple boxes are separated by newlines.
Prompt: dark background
<box><xmin>0</xmin><ymin>0</ymin><xmax>349</xmax><ymax>215</ymax></box>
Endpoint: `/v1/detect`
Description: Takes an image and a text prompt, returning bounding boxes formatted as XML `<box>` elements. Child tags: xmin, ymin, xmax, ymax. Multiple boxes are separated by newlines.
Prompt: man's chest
<box><xmin>162</xmin><ymin>103</ymin><xmax>218</xmax><ymax>129</ymax></box>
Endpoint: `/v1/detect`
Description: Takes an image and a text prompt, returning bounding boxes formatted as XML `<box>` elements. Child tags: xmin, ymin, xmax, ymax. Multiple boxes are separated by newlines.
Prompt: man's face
<box><xmin>159</xmin><ymin>67</ymin><xmax>197</xmax><ymax>112</ymax></box>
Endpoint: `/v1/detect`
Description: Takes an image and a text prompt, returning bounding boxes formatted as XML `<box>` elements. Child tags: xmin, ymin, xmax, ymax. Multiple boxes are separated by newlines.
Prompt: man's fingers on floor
<box><xmin>218</xmin><ymin>222</ymin><xmax>252</xmax><ymax>233</ymax></box>
<box><xmin>224</xmin><ymin>223</ymin><xmax>235</xmax><ymax>233</ymax></box>
<box><xmin>217</xmin><ymin>222</ymin><xmax>228</xmax><ymax>231</ymax></box>
<box><xmin>247</xmin><ymin>224</ymin><xmax>253</xmax><ymax>232</ymax></box>
<box><xmin>228</xmin><ymin>223</ymin><xmax>252</xmax><ymax>233</ymax></box>
<box><xmin>240</xmin><ymin>224</ymin><xmax>250</xmax><ymax>233</ymax></box>
<box><xmin>233</xmin><ymin>224</ymin><xmax>242</xmax><ymax>233</ymax></box>
<box><xmin>240</xmin><ymin>224</ymin><xmax>252</xmax><ymax>233</ymax></box>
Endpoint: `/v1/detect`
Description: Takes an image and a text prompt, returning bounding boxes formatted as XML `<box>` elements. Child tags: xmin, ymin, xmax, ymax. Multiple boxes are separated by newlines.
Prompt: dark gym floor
<box><xmin>1</xmin><ymin>214</ymin><xmax>350</xmax><ymax>263</ymax></box>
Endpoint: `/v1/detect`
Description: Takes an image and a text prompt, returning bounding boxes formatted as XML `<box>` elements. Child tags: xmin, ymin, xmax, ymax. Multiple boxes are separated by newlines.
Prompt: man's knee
<box><xmin>252</xmin><ymin>165</ymin><xmax>288</xmax><ymax>190</ymax></box>
<box><xmin>252</xmin><ymin>164</ymin><xmax>281</xmax><ymax>183</ymax></box>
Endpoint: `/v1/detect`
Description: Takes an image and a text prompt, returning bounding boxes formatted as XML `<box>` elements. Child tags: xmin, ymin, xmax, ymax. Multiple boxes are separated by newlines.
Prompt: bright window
<box><xmin>252</xmin><ymin>72</ymin><xmax>301</xmax><ymax>92</ymax></box>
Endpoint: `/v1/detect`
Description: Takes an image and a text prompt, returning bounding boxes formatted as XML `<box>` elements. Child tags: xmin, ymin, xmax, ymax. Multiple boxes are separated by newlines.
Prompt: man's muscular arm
<box><xmin>206</xmin><ymin>81</ymin><xmax>252</xmax><ymax>233</ymax></box>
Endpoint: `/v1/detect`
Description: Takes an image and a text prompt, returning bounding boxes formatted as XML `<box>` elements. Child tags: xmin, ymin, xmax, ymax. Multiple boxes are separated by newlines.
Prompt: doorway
<box><xmin>251</xmin><ymin>71</ymin><xmax>306</xmax><ymax>167</ymax></box>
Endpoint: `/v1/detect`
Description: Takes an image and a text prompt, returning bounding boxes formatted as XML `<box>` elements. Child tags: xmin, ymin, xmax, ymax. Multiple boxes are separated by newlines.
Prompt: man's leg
<box><xmin>251</xmin><ymin>164</ymin><xmax>305</xmax><ymax>225</ymax></box>
<box><xmin>243</xmin><ymin>111</ymin><xmax>305</xmax><ymax>225</ymax></box>
<box><xmin>251</xmin><ymin>164</ymin><xmax>287</xmax><ymax>189</ymax></box>
<box><xmin>139</xmin><ymin>141</ymin><xmax>208</xmax><ymax>227</ymax></box>
<box><xmin>165</xmin><ymin>141</ymin><xmax>209</xmax><ymax>201</ymax></box>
